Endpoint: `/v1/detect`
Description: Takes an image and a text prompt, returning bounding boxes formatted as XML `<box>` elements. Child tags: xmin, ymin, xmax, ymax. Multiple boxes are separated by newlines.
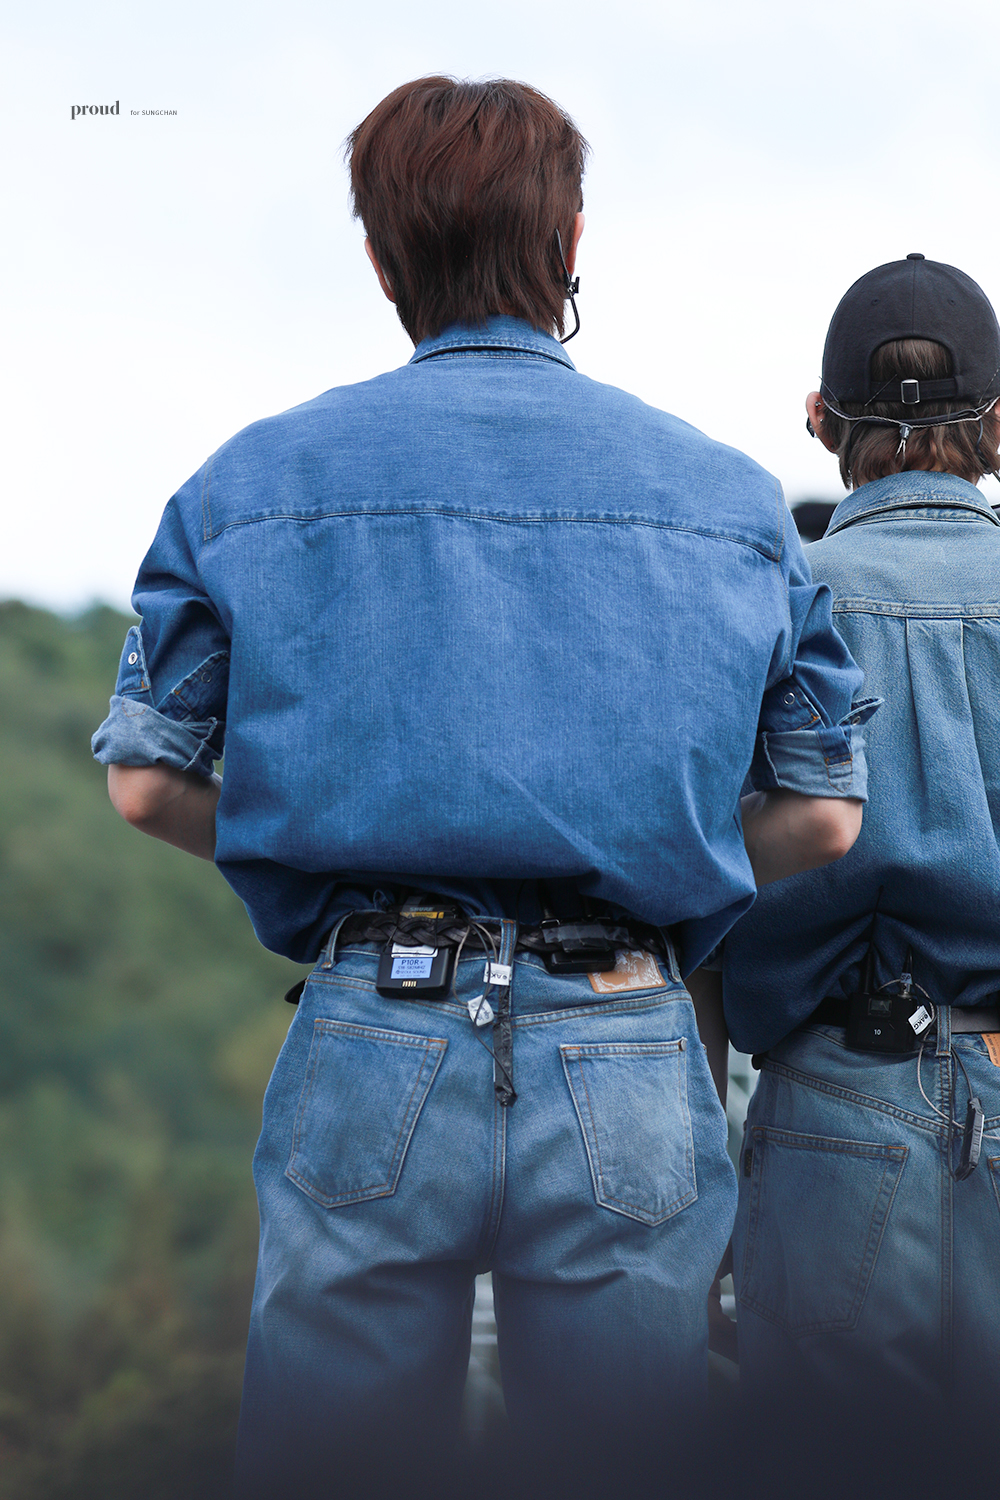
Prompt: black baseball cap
<box><xmin>821</xmin><ymin>253</ymin><xmax>1000</xmax><ymax>409</ymax></box>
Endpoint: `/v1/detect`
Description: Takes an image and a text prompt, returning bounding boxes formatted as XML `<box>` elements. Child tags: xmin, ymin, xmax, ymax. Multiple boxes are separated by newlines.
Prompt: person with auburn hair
<box><xmin>92</xmin><ymin>76</ymin><xmax>868</xmax><ymax>1498</ymax></box>
<box><xmin>722</xmin><ymin>255</ymin><xmax>1000</xmax><ymax>1473</ymax></box>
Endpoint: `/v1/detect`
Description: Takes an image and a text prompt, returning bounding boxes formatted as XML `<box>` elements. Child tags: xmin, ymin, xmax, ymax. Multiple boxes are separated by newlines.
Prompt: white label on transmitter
<box><xmin>909</xmin><ymin>1004</ymin><xmax>932</xmax><ymax>1035</ymax></box>
<box><xmin>391</xmin><ymin>954</ymin><xmax>433</xmax><ymax>979</ymax></box>
<box><xmin>484</xmin><ymin>963</ymin><xmax>512</xmax><ymax>988</ymax></box>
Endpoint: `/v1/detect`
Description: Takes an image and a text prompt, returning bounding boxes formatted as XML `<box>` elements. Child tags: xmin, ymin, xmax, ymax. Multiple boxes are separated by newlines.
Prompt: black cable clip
<box><xmin>957</xmin><ymin>1096</ymin><xmax>984</xmax><ymax>1180</ymax></box>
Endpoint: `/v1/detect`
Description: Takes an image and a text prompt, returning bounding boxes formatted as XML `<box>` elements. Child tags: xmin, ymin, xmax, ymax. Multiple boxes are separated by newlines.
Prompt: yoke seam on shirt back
<box><xmin>832</xmin><ymin>601</ymin><xmax>1000</xmax><ymax>618</ymax></box>
<box><xmin>198</xmin><ymin>507</ymin><xmax>784</xmax><ymax>561</ymax></box>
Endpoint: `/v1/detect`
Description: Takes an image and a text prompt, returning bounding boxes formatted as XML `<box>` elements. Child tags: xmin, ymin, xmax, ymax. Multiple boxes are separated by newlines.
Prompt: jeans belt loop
<box><xmin>660</xmin><ymin>931</ymin><xmax>681</xmax><ymax>985</ymax></box>
<box><xmin>319</xmin><ymin>911</ymin><xmax>356</xmax><ymax>971</ymax></box>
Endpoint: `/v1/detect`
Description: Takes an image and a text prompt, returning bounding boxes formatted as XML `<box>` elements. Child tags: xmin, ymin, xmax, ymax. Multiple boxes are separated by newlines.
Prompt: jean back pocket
<box><xmin>560</xmin><ymin>1039</ymin><xmax>697</xmax><ymax>1225</ymax></box>
<box><xmin>739</xmin><ymin>1126</ymin><xmax>907</xmax><ymax>1335</ymax></box>
<box><xmin>286</xmin><ymin>1019</ymin><xmax>446</xmax><ymax>1208</ymax></box>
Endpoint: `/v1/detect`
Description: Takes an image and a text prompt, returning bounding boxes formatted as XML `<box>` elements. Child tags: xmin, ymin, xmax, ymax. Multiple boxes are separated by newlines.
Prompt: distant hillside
<box><xmin>0</xmin><ymin>601</ymin><xmax>302</xmax><ymax>1499</ymax></box>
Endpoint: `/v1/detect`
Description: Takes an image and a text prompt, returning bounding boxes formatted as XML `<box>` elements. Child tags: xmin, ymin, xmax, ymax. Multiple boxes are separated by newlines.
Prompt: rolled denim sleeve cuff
<box><xmin>91</xmin><ymin>696</ymin><xmax>220</xmax><ymax>778</ymax></box>
<box><xmin>750</xmin><ymin>698</ymin><xmax>881</xmax><ymax>801</ymax></box>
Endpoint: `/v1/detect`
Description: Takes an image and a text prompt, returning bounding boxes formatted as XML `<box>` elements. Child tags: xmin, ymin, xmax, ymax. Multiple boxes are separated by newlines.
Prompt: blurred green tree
<box><xmin>0</xmin><ymin>601</ymin><xmax>303</xmax><ymax>1498</ymax></box>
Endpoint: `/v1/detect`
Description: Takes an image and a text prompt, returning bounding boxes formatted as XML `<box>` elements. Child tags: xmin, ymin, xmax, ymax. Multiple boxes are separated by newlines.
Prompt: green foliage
<box><xmin>0</xmin><ymin>601</ymin><xmax>303</xmax><ymax>1497</ymax></box>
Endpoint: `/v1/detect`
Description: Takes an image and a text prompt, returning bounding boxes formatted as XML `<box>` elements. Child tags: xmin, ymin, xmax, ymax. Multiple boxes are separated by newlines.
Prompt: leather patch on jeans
<box><xmin>588</xmin><ymin>949</ymin><xmax>664</xmax><ymax>993</ymax></box>
<box><xmin>982</xmin><ymin>1033</ymin><xmax>1000</xmax><ymax>1067</ymax></box>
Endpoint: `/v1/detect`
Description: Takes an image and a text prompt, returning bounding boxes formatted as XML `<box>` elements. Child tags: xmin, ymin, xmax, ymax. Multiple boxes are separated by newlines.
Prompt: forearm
<box><xmin>741</xmin><ymin>789</ymin><xmax>862</xmax><ymax>886</ymax></box>
<box><xmin>107</xmin><ymin>764</ymin><xmax>221</xmax><ymax>861</ymax></box>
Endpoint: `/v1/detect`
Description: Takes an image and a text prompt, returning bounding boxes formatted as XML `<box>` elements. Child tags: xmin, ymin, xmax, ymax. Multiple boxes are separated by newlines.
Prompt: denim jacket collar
<box><xmin>409</xmin><ymin>315</ymin><xmax>576</xmax><ymax>371</ymax></box>
<box><xmin>826</xmin><ymin>470</ymin><xmax>1000</xmax><ymax>537</ymax></box>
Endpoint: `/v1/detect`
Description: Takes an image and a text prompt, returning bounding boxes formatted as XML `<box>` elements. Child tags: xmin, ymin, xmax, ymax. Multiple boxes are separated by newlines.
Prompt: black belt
<box><xmin>810</xmin><ymin>996</ymin><xmax>1000</xmax><ymax>1033</ymax></box>
<box><xmin>334</xmin><ymin>910</ymin><xmax>668</xmax><ymax>963</ymax></box>
<box><xmin>284</xmin><ymin>908</ymin><xmax>670</xmax><ymax>1011</ymax></box>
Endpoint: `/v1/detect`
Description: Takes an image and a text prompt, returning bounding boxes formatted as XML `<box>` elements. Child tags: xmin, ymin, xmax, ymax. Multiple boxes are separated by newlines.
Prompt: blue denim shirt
<box><xmin>724</xmin><ymin>470</ymin><xmax>1000</xmax><ymax>1052</ymax></box>
<box><xmin>93</xmin><ymin>317</ymin><xmax>866</xmax><ymax>966</ymax></box>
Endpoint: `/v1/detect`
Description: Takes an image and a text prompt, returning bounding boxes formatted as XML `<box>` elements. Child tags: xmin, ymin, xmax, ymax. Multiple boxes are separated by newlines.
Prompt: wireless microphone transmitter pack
<box><xmin>845</xmin><ymin>989</ymin><xmax>920</xmax><ymax>1053</ymax></box>
<box><xmin>376</xmin><ymin>942</ymin><xmax>455</xmax><ymax>998</ymax></box>
<box><xmin>375</xmin><ymin>899</ymin><xmax>458</xmax><ymax>999</ymax></box>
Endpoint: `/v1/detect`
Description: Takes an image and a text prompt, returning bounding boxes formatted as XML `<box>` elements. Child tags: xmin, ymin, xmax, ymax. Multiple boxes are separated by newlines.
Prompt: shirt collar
<box><xmin>409</xmin><ymin>315</ymin><xmax>577</xmax><ymax>371</ymax></box>
<box><xmin>825</xmin><ymin>470</ymin><xmax>1000</xmax><ymax>536</ymax></box>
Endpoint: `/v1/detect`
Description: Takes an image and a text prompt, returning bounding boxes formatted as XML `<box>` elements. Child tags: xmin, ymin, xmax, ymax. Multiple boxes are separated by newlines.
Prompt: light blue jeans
<box><xmin>734</xmin><ymin>1008</ymin><xmax>1000</xmax><ymax>1418</ymax></box>
<box><xmin>235</xmin><ymin>939</ymin><xmax>735</xmax><ymax>1497</ymax></box>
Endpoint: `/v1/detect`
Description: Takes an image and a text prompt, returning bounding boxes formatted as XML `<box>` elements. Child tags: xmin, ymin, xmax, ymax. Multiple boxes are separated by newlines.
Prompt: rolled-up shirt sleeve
<box><xmin>749</xmin><ymin>521</ymin><xmax>880</xmax><ymax>800</ymax></box>
<box><xmin>92</xmin><ymin>477</ymin><xmax>230</xmax><ymax>778</ymax></box>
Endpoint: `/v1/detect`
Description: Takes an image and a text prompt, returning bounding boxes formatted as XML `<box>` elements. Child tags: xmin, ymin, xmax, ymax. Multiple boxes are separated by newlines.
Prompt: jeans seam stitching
<box><xmin>378</xmin><ymin>1046</ymin><xmax>441</xmax><ymax>1195</ymax></box>
<box><xmin>845</xmin><ymin>1153</ymin><xmax>907</xmax><ymax>1329</ymax></box>
<box><xmin>515</xmin><ymin>994</ymin><xmax>683</xmax><ymax>1027</ymax></box>
<box><xmin>760</xmin><ymin>1058</ymin><xmax>945</xmax><ymax>1133</ymax></box>
<box><xmin>288</xmin><ymin>1020</ymin><xmax>326</xmax><ymax>1172</ymax></box>
<box><xmin>480</xmin><ymin>1102</ymin><xmax>506</xmax><ymax>1266</ymax></box>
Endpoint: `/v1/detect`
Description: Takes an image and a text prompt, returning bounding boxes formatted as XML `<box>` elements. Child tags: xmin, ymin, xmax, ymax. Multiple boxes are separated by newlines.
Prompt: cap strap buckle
<box><xmin>901</xmin><ymin>379</ymin><xmax>921</xmax><ymax>404</ymax></box>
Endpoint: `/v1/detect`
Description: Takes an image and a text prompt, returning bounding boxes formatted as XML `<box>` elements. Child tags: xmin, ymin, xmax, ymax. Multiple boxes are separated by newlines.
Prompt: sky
<box><xmin>3</xmin><ymin>0</ymin><xmax>999</xmax><ymax>610</ymax></box>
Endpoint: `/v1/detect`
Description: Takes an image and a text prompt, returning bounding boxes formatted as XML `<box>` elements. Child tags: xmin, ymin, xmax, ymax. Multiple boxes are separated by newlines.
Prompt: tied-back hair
<box><xmin>823</xmin><ymin>339</ymin><xmax>1000</xmax><ymax>487</ymax></box>
<box><xmin>347</xmin><ymin>77</ymin><xmax>588</xmax><ymax>344</ymax></box>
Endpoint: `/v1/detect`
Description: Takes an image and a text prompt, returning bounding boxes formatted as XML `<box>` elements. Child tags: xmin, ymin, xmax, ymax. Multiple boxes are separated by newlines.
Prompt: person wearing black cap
<box><xmin>721</xmin><ymin>255</ymin><xmax>1000</xmax><ymax>1438</ymax></box>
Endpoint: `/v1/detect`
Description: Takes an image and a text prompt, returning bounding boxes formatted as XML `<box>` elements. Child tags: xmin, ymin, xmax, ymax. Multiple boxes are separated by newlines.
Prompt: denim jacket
<box><xmin>724</xmin><ymin>470</ymin><xmax>1000</xmax><ymax>1052</ymax></box>
<box><xmin>93</xmin><ymin>317</ymin><xmax>867</xmax><ymax>966</ymax></box>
